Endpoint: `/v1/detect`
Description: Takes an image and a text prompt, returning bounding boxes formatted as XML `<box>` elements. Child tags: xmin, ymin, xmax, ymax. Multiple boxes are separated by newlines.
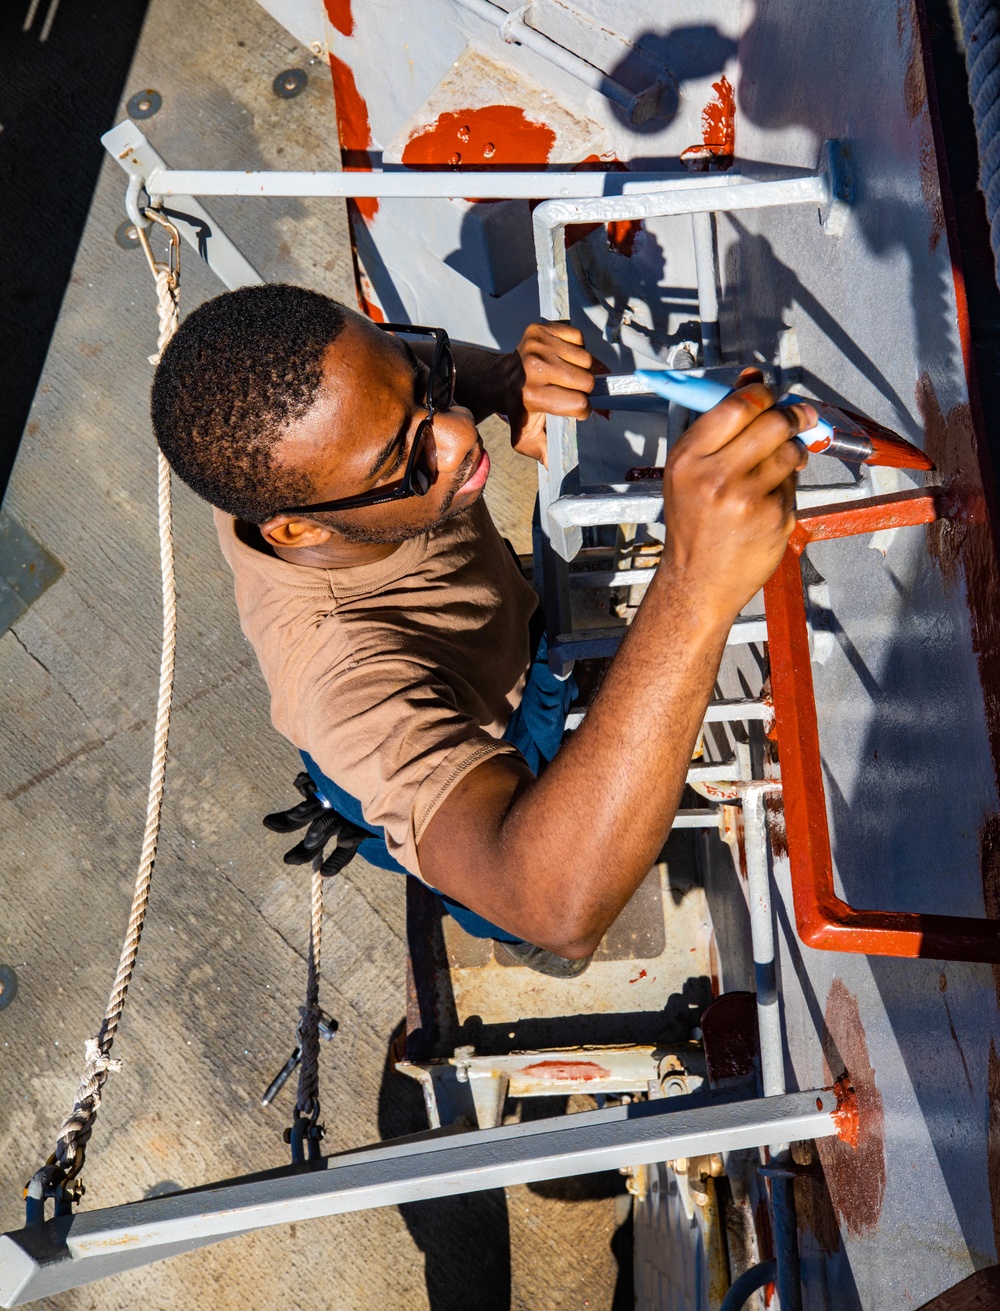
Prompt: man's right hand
<box><xmin>661</xmin><ymin>370</ymin><xmax>815</xmax><ymax>625</ymax></box>
<box><xmin>418</xmin><ymin>369</ymin><xmax>818</xmax><ymax>959</ymax></box>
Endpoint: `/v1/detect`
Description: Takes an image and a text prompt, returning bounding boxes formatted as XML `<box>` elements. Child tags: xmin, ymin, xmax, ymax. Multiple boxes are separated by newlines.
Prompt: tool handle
<box><xmin>633</xmin><ymin>370</ymin><xmax>731</xmax><ymax>410</ymax></box>
<box><xmin>633</xmin><ymin>370</ymin><xmax>834</xmax><ymax>447</ymax></box>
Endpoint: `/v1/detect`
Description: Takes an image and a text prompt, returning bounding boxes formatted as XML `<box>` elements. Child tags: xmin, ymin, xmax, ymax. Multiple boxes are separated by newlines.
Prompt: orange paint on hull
<box><xmin>328</xmin><ymin>52</ymin><xmax>377</xmax><ymax>220</ymax></box>
<box><xmin>682</xmin><ymin>75</ymin><xmax>736</xmax><ymax>170</ymax></box>
<box><xmin>324</xmin><ymin>0</ymin><xmax>353</xmax><ymax>37</ymax></box>
<box><xmin>402</xmin><ymin>104</ymin><xmax>555</xmax><ymax>169</ymax></box>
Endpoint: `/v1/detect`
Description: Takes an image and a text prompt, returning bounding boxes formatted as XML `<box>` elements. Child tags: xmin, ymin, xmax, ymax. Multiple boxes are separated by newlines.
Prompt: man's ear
<box><xmin>259</xmin><ymin>515</ymin><xmax>334</xmax><ymax>551</ymax></box>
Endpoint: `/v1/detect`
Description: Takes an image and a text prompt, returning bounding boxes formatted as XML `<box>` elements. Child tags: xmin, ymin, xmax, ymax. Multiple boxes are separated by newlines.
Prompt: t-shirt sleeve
<box><xmin>296</xmin><ymin>652</ymin><xmax>525</xmax><ymax>879</ymax></box>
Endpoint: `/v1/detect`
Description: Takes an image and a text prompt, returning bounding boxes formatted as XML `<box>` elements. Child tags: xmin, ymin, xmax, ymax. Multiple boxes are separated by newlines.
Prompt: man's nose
<box><xmin>428</xmin><ymin>406</ymin><xmax>477</xmax><ymax>474</ymax></box>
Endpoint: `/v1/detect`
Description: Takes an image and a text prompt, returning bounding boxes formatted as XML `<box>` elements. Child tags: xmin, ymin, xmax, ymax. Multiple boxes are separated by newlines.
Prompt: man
<box><xmin>152</xmin><ymin>283</ymin><xmax>812</xmax><ymax>977</ymax></box>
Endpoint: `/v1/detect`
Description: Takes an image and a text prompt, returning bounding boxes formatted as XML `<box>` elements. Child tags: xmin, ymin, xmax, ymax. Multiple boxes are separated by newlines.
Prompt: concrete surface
<box><xmin>0</xmin><ymin>0</ymin><xmax>630</xmax><ymax>1306</ymax></box>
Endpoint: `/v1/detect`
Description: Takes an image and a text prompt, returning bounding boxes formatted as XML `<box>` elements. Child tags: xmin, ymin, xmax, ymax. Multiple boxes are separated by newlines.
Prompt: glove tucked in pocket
<box><xmin>263</xmin><ymin>771</ymin><xmax>370</xmax><ymax>876</ymax></box>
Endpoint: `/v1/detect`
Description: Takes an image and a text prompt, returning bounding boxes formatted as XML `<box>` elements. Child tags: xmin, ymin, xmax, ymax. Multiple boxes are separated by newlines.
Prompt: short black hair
<box><xmin>151</xmin><ymin>283</ymin><xmax>351</xmax><ymax>523</ymax></box>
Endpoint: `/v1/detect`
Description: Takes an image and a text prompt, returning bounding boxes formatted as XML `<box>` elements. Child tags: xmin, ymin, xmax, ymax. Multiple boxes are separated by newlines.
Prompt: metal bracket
<box><xmin>0</xmin><ymin>1087</ymin><xmax>844</xmax><ymax>1306</ymax></box>
<box><xmin>764</xmin><ymin>487</ymin><xmax>1000</xmax><ymax>961</ymax></box>
<box><xmin>101</xmin><ymin>121</ymin><xmax>263</xmax><ymax>291</ymax></box>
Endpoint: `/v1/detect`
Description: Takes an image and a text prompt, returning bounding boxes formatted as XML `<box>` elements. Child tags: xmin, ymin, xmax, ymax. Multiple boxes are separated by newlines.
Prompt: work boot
<box><xmin>494</xmin><ymin>938</ymin><xmax>592</xmax><ymax>978</ymax></box>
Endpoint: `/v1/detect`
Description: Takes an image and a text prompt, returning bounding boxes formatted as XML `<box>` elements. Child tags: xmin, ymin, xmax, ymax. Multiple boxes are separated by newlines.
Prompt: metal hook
<box><xmin>145</xmin><ymin>207</ymin><xmax>181</xmax><ymax>279</ymax></box>
<box><xmin>125</xmin><ymin>172</ymin><xmax>150</xmax><ymax>231</ymax></box>
<box><xmin>133</xmin><ymin>206</ymin><xmax>180</xmax><ymax>285</ymax></box>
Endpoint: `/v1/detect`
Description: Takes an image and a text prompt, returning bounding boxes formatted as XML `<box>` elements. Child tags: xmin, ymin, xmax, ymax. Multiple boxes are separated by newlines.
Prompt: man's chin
<box><xmin>442</xmin><ymin>482</ymin><xmax>486</xmax><ymax>519</ymax></box>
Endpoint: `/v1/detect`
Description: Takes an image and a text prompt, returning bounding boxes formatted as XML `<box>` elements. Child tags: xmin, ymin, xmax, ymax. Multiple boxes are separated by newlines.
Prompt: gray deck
<box><xmin>0</xmin><ymin>0</ymin><xmax>628</xmax><ymax>1306</ymax></box>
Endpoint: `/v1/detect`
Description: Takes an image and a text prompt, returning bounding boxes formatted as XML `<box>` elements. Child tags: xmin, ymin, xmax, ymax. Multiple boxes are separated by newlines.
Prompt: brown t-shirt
<box><xmin>215</xmin><ymin>498</ymin><xmax>538</xmax><ymax>878</ymax></box>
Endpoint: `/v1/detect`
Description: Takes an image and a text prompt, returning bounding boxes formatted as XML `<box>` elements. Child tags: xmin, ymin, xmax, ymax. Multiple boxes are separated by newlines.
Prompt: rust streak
<box><xmin>989</xmin><ymin>1040</ymin><xmax>1000</xmax><ymax>1259</ymax></box>
<box><xmin>816</xmin><ymin>979</ymin><xmax>886</xmax><ymax>1234</ymax></box>
<box><xmin>939</xmin><ymin>974</ymin><xmax>975</xmax><ymax>1096</ymax></box>
<box><xmin>919</xmin><ymin>375</ymin><xmax>1000</xmax><ymax>986</ymax></box>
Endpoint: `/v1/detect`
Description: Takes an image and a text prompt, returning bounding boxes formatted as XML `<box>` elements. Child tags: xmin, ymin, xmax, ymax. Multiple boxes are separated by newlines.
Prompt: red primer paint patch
<box><xmin>324</xmin><ymin>0</ymin><xmax>353</xmax><ymax>36</ymax></box>
<box><xmin>328</xmin><ymin>53</ymin><xmax>378</xmax><ymax>220</ymax></box>
<box><xmin>629</xmin><ymin>968</ymin><xmax>648</xmax><ymax>984</ymax></box>
<box><xmin>816</xmin><ymin>979</ymin><xmax>886</xmax><ymax>1234</ymax></box>
<box><xmin>566</xmin><ymin>155</ymin><xmax>642</xmax><ymax>256</ymax></box>
<box><xmin>682</xmin><ymin>76</ymin><xmax>736</xmax><ymax>171</ymax></box>
<box><xmin>607</xmin><ymin>219</ymin><xmax>641</xmax><ymax>257</ymax></box>
<box><xmin>402</xmin><ymin>105</ymin><xmax>555</xmax><ymax>170</ymax></box>
<box><xmin>519</xmin><ymin>1059</ymin><xmax>612</xmax><ymax>1081</ymax></box>
<box><xmin>754</xmin><ymin>1195</ymin><xmax>776</xmax><ymax>1306</ymax></box>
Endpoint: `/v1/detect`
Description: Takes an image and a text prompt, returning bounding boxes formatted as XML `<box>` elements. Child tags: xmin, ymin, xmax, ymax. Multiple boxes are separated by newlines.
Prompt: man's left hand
<box><xmin>502</xmin><ymin>322</ymin><xmax>595</xmax><ymax>467</ymax></box>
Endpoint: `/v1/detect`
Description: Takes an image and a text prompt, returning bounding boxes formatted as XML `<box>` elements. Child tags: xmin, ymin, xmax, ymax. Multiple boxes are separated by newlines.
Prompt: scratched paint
<box><xmin>764</xmin><ymin>794</ymin><xmax>788</xmax><ymax>860</ymax></box>
<box><xmin>939</xmin><ymin>972</ymin><xmax>975</xmax><ymax>1096</ymax></box>
<box><xmin>817</xmin><ymin>979</ymin><xmax>887</xmax><ymax>1235</ymax></box>
<box><xmin>324</xmin><ymin>0</ymin><xmax>353</xmax><ymax>37</ymax></box>
<box><xmin>327</xmin><ymin>53</ymin><xmax>378</xmax><ymax>221</ymax></box>
<box><xmin>681</xmin><ymin>76</ymin><xmax>735</xmax><ymax>170</ymax></box>
<box><xmin>518</xmin><ymin>1059</ymin><xmax>612</xmax><ymax>1081</ymax></box>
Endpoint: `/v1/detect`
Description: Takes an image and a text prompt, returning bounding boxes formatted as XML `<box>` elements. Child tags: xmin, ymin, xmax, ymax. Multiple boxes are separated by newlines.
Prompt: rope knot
<box><xmin>83</xmin><ymin>1033</ymin><xmax>123</xmax><ymax>1075</ymax></box>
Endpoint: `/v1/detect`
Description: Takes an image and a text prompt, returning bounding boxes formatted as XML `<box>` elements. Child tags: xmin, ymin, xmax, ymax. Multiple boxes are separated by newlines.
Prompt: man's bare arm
<box><xmin>417</xmin><ymin>381</ymin><xmax>814</xmax><ymax>956</ymax></box>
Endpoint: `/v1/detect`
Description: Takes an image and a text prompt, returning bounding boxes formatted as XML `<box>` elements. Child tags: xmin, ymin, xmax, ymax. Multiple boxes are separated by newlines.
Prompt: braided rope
<box><xmin>53</xmin><ymin>236</ymin><xmax>179</xmax><ymax>1174</ymax></box>
<box><xmin>961</xmin><ymin>0</ymin><xmax>1000</xmax><ymax>284</ymax></box>
<box><xmin>294</xmin><ymin>862</ymin><xmax>324</xmax><ymax>1124</ymax></box>
<box><xmin>148</xmin><ymin>266</ymin><xmax>179</xmax><ymax>366</ymax></box>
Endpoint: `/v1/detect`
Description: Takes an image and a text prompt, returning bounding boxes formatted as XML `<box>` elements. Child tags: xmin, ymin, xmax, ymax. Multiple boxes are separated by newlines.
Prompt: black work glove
<box><xmin>263</xmin><ymin>771</ymin><xmax>370</xmax><ymax>876</ymax></box>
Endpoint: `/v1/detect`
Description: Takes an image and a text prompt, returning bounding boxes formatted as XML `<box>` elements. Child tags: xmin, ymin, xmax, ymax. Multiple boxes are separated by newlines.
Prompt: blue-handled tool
<box><xmin>629</xmin><ymin>369</ymin><xmax>932</xmax><ymax>470</ymax></box>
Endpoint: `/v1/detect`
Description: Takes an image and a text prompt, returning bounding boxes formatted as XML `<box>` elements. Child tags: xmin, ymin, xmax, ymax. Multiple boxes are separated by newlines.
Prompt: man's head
<box><xmin>151</xmin><ymin>283</ymin><xmax>488</xmax><ymax>555</ymax></box>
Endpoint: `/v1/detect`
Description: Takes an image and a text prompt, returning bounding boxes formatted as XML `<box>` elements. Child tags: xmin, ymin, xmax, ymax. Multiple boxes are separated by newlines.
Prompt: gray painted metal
<box><xmin>101</xmin><ymin>122</ymin><xmax>263</xmax><ymax>291</ymax></box>
<box><xmin>452</xmin><ymin>0</ymin><xmax>671</xmax><ymax>125</ymax></box>
<box><xmin>742</xmin><ymin>784</ymin><xmax>784</xmax><ymax>1103</ymax></box>
<box><xmin>0</xmin><ymin>1091</ymin><xmax>839</xmax><ymax>1306</ymax></box>
<box><xmin>530</xmin><ymin>165</ymin><xmax>831</xmax><ymax>559</ymax></box>
<box><xmin>137</xmin><ymin>165</ymin><xmax>762</xmax><ymax>201</ymax></box>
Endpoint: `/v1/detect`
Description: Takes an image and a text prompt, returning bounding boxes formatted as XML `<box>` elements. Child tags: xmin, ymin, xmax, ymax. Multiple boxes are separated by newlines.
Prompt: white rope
<box><xmin>294</xmin><ymin>862</ymin><xmax>325</xmax><ymax>1125</ymax></box>
<box><xmin>148</xmin><ymin>266</ymin><xmax>179</xmax><ymax>366</ymax></box>
<box><xmin>53</xmin><ymin>222</ymin><xmax>180</xmax><ymax>1175</ymax></box>
<box><xmin>961</xmin><ymin>0</ymin><xmax>1000</xmax><ymax>285</ymax></box>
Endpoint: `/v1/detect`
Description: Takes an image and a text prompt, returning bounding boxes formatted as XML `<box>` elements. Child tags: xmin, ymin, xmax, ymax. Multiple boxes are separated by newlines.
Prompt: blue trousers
<box><xmin>301</xmin><ymin>633</ymin><xmax>574</xmax><ymax>941</ymax></box>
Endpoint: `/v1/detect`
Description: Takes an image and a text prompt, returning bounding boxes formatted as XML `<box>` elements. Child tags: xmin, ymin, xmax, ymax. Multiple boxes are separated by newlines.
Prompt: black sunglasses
<box><xmin>277</xmin><ymin>324</ymin><xmax>455</xmax><ymax>518</ymax></box>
